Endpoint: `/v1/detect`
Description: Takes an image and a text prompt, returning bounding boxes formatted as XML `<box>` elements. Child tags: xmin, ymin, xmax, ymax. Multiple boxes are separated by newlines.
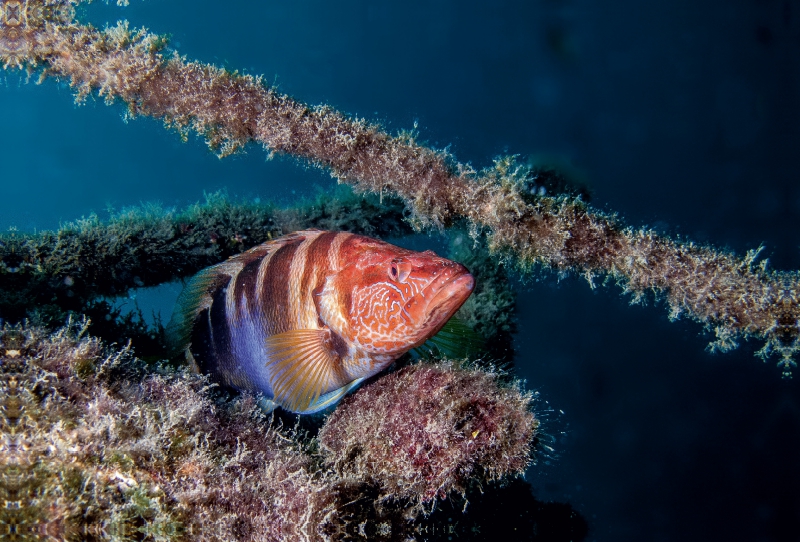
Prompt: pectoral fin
<box><xmin>265</xmin><ymin>329</ymin><xmax>346</xmax><ymax>413</ymax></box>
<box><xmin>412</xmin><ymin>317</ymin><xmax>485</xmax><ymax>360</ymax></box>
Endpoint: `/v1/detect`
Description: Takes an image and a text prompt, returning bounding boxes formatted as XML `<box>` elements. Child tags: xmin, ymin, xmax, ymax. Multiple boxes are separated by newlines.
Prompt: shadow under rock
<box><xmin>419</xmin><ymin>478</ymin><xmax>589</xmax><ymax>542</ymax></box>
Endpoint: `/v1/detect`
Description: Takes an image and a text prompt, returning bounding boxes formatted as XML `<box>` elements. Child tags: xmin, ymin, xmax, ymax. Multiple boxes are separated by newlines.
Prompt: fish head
<box><xmin>318</xmin><ymin>239</ymin><xmax>475</xmax><ymax>357</ymax></box>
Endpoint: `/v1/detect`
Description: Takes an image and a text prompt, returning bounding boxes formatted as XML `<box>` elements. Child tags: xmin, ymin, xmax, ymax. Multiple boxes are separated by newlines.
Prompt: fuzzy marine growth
<box><xmin>167</xmin><ymin>230</ymin><xmax>474</xmax><ymax>413</ymax></box>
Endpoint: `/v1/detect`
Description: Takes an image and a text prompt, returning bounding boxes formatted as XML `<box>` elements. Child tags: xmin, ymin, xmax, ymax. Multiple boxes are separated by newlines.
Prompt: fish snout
<box><xmin>405</xmin><ymin>262</ymin><xmax>474</xmax><ymax>334</ymax></box>
<box><xmin>428</xmin><ymin>263</ymin><xmax>474</xmax><ymax>311</ymax></box>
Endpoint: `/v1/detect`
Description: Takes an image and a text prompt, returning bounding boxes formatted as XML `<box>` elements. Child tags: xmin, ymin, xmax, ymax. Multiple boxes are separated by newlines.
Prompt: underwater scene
<box><xmin>2</xmin><ymin>1</ymin><xmax>800</xmax><ymax>541</ymax></box>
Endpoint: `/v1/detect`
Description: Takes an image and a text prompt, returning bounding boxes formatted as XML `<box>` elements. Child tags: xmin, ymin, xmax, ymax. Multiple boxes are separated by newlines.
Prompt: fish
<box><xmin>166</xmin><ymin>230</ymin><xmax>475</xmax><ymax>414</ymax></box>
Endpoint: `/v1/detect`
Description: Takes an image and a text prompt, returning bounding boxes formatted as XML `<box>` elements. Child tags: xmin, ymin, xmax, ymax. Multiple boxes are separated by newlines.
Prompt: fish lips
<box><xmin>410</xmin><ymin>265</ymin><xmax>475</xmax><ymax>339</ymax></box>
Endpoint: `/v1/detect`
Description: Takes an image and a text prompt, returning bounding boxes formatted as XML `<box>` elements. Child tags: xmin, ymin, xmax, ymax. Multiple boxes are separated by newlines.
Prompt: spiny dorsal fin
<box><xmin>265</xmin><ymin>328</ymin><xmax>347</xmax><ymax>413</ymax></box>
<box><xmin>412</xmin><ymin>317</ymin><xmax>485</xmax><ymax>360</ymax></box>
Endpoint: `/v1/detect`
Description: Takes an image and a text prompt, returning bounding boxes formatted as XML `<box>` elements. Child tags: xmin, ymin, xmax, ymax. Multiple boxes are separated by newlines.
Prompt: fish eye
<box><xmin>389</xmin><ymin>260</ymin><xmax>411</xmax><ymax>283</ymax></box>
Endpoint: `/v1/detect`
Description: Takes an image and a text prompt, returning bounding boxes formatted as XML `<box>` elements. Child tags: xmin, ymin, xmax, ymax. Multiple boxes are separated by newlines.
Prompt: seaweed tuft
<box><xmin>1</xmin><ymin>322</ymin><xmax>538</xmax><ymax>541</ymax></box>
<box><xmin>318</xmin><ymin>361</ymin><xmax>538</xmax><ymax>507</ymax></box>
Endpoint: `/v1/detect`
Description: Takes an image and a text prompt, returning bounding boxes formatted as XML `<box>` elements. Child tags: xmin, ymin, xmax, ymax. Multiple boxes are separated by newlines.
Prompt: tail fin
<box><xmin>165</xmin><ymin>266</ymin><xmax>223</xmax><ymax>361</ymax></box>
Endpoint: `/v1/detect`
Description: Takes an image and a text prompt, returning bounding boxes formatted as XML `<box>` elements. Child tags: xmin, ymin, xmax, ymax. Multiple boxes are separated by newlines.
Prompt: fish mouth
<box><xmin>415</xmin><ymin>268</ymin><xmax>475</xmax><ymax>336</ymax></box>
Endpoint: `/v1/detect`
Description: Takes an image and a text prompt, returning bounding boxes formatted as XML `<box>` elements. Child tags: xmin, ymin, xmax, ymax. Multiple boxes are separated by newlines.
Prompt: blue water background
<box><xmin>2</xmin><ymin>1</ymin><xmax>799</xmax><ymax>540</ymax></box>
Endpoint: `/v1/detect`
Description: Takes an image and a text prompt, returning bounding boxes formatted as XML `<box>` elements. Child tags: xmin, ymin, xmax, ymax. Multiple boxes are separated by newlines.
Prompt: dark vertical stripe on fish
<box><xmin>341</xmin><ymin>290</ymin><xmax>353</xmax><ymax>319</ymax></box>
<box><xmin>192</xmin><ymin>275</ymin><xmax>243</xmax><ymax>387</ymax></box>
<box><xmin>259</xmin><ymin>241</ymin><xmax>299</xmax><ymax>335</ymax></box>
<box><xmin>300</xmin><ymin>231</ymin><xmax>337</xmax><ymax>314</ymax></box>
<box><xmin>334</xmin><ymin>233</ymin><xmax>358</xmax><ymax>314</ymax></box>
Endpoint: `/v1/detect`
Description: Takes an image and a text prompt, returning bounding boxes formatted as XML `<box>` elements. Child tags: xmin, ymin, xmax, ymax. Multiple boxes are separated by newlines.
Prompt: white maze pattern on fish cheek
<box><xmin>352</xmin><ymin>282</ymin><xmax>414</xmax><ymax>347</ymax></box>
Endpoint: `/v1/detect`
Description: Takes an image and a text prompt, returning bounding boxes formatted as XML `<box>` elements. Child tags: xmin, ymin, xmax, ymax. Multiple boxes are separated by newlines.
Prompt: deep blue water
<box><xmin>3</xmin><ymin>1</ymin><xmax>800</xmax><ymax>540</ymax></box>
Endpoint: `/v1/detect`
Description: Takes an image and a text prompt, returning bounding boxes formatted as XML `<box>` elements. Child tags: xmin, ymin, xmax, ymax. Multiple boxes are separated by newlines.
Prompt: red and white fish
<box><xmin>167</xmin><ymin>230</ymin><xmax>475</xmax><ymax>413</ymax></box>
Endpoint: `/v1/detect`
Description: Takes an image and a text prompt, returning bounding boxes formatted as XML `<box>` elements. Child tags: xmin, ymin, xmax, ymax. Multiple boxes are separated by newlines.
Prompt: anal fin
<box><xmin>303</xmin><ymin>378</ymin><xmax>365</xmax><ymax>414</ymax></box>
